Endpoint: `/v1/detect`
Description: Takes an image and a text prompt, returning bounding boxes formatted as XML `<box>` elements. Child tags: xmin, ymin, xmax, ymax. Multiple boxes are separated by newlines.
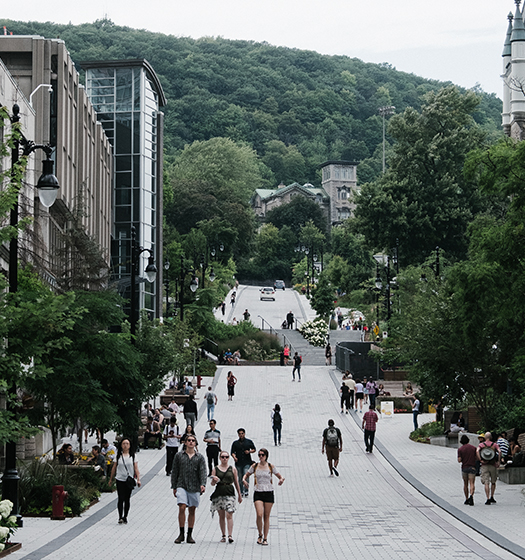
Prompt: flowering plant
<box><xmin>0</xmin><ymin>500</ymin><xmax>18</xmax><ymax>551</ymax></box>
<box><xmin>298</xmin><ymin>318</ymin><xmax>329</xmax><ymax>347</ymax></box>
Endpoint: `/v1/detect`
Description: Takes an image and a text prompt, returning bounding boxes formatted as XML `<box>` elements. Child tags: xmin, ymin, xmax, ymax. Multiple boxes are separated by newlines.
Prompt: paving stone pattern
<box><xmin>10</xmin><ymin>364</ymin><xmax>522</xmax><ymax>560</ymax></box>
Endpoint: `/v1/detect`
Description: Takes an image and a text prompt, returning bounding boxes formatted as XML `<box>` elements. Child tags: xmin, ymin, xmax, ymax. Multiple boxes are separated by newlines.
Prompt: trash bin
<box><xmin>280</xmin><ymin>351</ymin><xmax>285</xmax><ymax>366</ymax></box>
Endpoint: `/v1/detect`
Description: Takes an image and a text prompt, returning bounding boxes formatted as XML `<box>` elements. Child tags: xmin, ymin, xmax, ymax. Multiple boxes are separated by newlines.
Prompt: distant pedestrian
<box><xmin>476</xmin><ymin>432</ymin><xmax>501</xmax><ymax>505</ymax></box>
<box><xmin>183</xmin><ymin>394</ymin><xmax>198</xmax><ymax>428</ymax></box>
<box><xmin>231</xmin><ymin>428</ymin><xmax>256</xmax><ymax>497</ymax></box>
<box><xmin>346</xmin><ymin>376</ymin><xmax>356</xmax><ymax>410</ymax></box>
<box><xmin>271</xmin><ymin>404</ymin><xmax>282</xmax><ymax>446</ymax></box>
<box><xmin>230</xmin><ymin>292</ymin><xmax>236</xmax><ymax>306</ymax></box>
<box><xmin>242</xmin><ymin>448</ymin><xmax>285</xmax><ymax>546</ymax></box>
<box><xmin>496</xmin><ymin>432</ymin><xmax>510</xmax><ymax>463</ymax></box>
<box><xmin>109</xmin><ymin>437</ymin><xmax>141</xmax><ymax>524</ymax></box>
<box><xmin>203</xmin><ymin>419</ymin><xmax>221</xmax><ymax>477</ymax></box>
<box><xmin>362</xmin><ymin>404</ymin><xmax>379</xmax><ymax>453</ymax></box>
<box><xmin>210</xmin><ymin>450</ymin><xmax>243</xmax><ymax>543</ymax></box>
<box><xmin>171</xmin><ymin>434</ymin><xmax>207</xmax><ymax>544</ymax></box>
<box><xmin>362</xmin><ymin>377</ymin><xmax>369</xmax><ymax>404</ymax></box>
<box><xmin>227</xmin><ymin>371</ymin><xmax>237</xmax><ymax>401</ymax></box>
<box><xmin>180</xmin><ymin>424</ymin><xmax>197</xmax><ymax>451</ymax></box>
<box><xmin>204</xmin><ymin>386</ymin><xmax>217</xmax><ymax>421</ymax></box>
<box><xmin>355</xmin><ymin>379</ymin><xmax>364</xmax><ymax>412</ymax></box>
<box><xmin>221</xmin><ymin>302</ymin><xmax>226</xmax><ymax>316</ymax></box>
<box><xmin>325</xmin><ymin>343</ymin><xmax>332</xmax><ymax>365</ymax></box>
<box><xmin>457</xmin><ymin>434</ymin><xmax>476</xmax><ymax>505</ymax></box>
<box><xmin>322</xmin><ymin>419</ymin><xmax>342</xmax><ymax>477</ymax></box>
<box><xmin>286</xmin><ymin>310</ymin><xmax>294</xmax><ymax>329</ymax></box>
<box><xmin>243</xmin><ymin>309</ymin><xmax>250</xmax><ymax>321</ymax></box>
<box><xmin>366</xmin><ymin>378</ymin><xmax>378</xmax><ymax>408</ymax></box>
<box><xmin>340</xmin><ymin>382</ymin><xmax>350</xmax><ymax>414</ymax></box>
<box><xmin>163</xmin><ymin>417</ymin><xmax>181</xmax><ymax>476</ymax></box>
<box><xmin>411</xmin><ymin>395</ymin><xmax>421</xmax><ymax>431</ymax></box>
<box><xmin>283</xmin><ymin>344</ymin><xmax>290</xmax><ymax>366</ymax></box>
<box><xmin>292</xmin><ymin>352</ymin><xmax>302</xmax><ymax>382</ymax></box>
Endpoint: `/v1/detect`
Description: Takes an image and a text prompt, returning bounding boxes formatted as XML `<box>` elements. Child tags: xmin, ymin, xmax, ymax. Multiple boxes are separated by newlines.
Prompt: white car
<box><xmin>260</xmin><ymin>287</ymin><xmax>276</xmax><ymax>301</ymax></box>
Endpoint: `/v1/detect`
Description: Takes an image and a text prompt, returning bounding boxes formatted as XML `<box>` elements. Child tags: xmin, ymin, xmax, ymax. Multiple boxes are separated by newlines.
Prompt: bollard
<box><xmin>51</xmin><ymin>485</ymin><xmax>68</xmax><ymax>520</ymax></box>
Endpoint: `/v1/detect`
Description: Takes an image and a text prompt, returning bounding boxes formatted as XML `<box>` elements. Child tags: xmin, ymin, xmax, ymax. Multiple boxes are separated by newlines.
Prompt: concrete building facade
<box><xmin>0</xmin><ymin>35</ymin><xmax>113</xmax><ymax>289</ymax></box>
<box><xmin>320</xmin><ymin>160</ymin><xmax>359</xmax><ymax>227</ymax></box>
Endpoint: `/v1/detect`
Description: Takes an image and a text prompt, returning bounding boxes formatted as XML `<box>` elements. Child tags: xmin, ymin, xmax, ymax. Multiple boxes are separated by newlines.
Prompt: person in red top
<box><xmin>457</xmin><ymin>434</ymin><xmax>477</xmax><ymax>505</ymax></box>
<box><xmin>362</xmin><ymin>405</ymin><xmax>379</xmax><ymax>453</ymax></box>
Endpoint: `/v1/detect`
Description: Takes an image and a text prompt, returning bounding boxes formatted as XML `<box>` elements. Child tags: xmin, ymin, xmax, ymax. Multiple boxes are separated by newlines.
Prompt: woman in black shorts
<box><xmin>227</xmin><ymin>371</ymin><xmax>237</xmax><ymax>401</ymax></box>
<box><xmin>243</xmin><ymin>448</ymin><xmax>285</xmax><ymax>546</ymax></box>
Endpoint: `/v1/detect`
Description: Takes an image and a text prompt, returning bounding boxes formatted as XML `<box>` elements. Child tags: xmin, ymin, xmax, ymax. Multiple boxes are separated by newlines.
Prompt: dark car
<box><xmin>274</xmin><ymin>280</ymin><xmax>285</xmax><ymax>290</ymax></box>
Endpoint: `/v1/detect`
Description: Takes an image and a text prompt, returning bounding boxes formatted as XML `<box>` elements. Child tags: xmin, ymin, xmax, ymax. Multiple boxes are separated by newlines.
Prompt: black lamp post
<box><xmin>178</xmin><ymin>255</ymin><xmax>198</xmax><ymax>322</ymax></box>
<box><xmin>420</xmin><ymin>246</ymin><xmax>440</xmax><ymax>282</ymax></box>
<box><xmin>130</xmin><ymin>225</ymin><xmax>157</xmax><ymax>339</ymax></box>
<box><xmin>164</xmin><ymin>260</ymin><xmax>170</xmax><ymax>317</ymax></box>
<box><xmin>5</xmin><ymin>104</ymin><xmax>60</xmax><ymax>525</ymax></box>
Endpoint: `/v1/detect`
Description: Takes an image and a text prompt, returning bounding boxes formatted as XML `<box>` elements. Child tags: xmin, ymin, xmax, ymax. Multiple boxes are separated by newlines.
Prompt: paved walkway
<box><xmin>9</xmin><ymin>364</ymin><xmax>525</xmax><ymax>560</ymax></box>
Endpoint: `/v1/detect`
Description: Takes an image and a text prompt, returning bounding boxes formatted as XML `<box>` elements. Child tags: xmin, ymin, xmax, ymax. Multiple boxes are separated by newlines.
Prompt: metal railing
<box><xmin>257</xmin><ymin>315</ymin><xmax>295</xmax><ymax>353</ymax></box>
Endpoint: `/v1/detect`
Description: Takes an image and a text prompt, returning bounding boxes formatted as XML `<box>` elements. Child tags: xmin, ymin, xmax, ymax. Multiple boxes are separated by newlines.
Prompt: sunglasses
<box><xmin>186</xmin><ymin>439</ymin><xmax>196</xmax><ymax>443</ymax></box>
<box><xmin>258</xmin><ymin>453</ymin><xmax>266</xmax><ymax>457</ymax></box>
<box><xmin>220</xmin><ymin>455</ymin><xmax>229</xmax><ymax>459</ymax></box>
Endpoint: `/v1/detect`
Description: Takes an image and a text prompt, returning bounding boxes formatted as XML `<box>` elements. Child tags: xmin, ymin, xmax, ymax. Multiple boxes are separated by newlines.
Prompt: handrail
<box><xmin>257</xmin><ymin>314</ymin><xmax>295</xmax><ymax>354</ymax></box>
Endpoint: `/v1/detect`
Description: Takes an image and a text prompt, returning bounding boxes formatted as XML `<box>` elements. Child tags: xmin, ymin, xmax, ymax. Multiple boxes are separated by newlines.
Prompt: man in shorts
<box><xmin>322</xmin><ymin>419</ymin><xmax>343</xmax><ymax>477</ymax></box>
<box><xmin>476</xmin><ymin>431</ymin><xmax>501</xmax><ymax>505</ymax></box>
<box><xmin>171</xmin><ymin>434</ymin><xmax>207</xmax><ymax>543</ymax></box>
<box><xmin>231</xmin><ymin>428</ymin><xmax>256</xmax><ymax>497</ymax></box>
<box><xmin>457</xmin><ymin>434</ymin><xmax>477</xmax><ymax>505</ymax></box>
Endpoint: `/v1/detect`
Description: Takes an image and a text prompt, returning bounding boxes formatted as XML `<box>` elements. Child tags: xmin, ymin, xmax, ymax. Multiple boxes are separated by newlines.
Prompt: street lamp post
<box><xmin>164</xmin><ymin>260</ymin><xmax>170</xmax><ymax>317</ymax></box>
<box><xmin>130</xmin><ymin>225</ymin><xmax>157</xmax><ymax>339</ymax></box>
<box><xmin>5</xmin><ymin>104</ymin><xmax>60</xmax><ymax>525</ymax></box>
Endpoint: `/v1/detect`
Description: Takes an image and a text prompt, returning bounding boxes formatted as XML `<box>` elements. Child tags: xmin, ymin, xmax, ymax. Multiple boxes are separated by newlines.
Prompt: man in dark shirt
<box><xmin>231</xmin><ymin>428</ymin><xmax>256</xmax><ymax>497</ymax></box>
<box><xmin>458</xmin><ymin>434</ymin><xmax>477</xmax><ymax>505</ymax></box>
<box><xmin>322</xmin><ymin>419</ymin><xmax>343</xmax><ymax>477</ymax></box>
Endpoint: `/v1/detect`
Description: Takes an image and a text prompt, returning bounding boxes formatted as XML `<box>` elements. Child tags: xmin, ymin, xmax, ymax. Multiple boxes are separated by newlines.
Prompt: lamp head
<box><xmin>37</xmin><ymin>157</ymin><xmax>60</xmax><ymax>208</ymax></box>
<box><xmin>145</xmin><ymin>255</ymin><xmax>157</xmax><ymax>283</ymax></box>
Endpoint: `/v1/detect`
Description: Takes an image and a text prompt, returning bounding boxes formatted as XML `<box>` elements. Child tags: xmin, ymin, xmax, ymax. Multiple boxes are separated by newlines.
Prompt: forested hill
<box><xmin>1</xmin><ymin>18</ymin><xmax>503</xmax><ymax>185</ymax></box>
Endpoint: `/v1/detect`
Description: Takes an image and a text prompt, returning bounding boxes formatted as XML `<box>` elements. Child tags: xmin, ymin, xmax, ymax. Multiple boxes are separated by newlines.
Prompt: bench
<box><xmin>499</xmin><ymin>467</ymin><xmax>525</xmax><ymax>484</ymax></box>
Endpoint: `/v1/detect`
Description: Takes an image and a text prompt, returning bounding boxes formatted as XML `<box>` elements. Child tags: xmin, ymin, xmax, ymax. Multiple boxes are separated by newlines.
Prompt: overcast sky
<box><xmin>2</xmin><ymin>0</ymin><xmax>513</xmax><ymax>98</ymax></box>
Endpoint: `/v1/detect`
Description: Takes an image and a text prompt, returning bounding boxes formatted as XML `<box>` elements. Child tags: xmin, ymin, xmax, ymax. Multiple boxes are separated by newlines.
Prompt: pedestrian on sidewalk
<box><xmin>231</xmin><ymin>428</ymin><xmax>256</xmax><ymax>497</ymax></box>
<box><xmin>325</xmin><ymin>342</ymin><xmax>332</xmax><ymax>365</ymax></box>
<box><xmin>271</xmin><ymin>404</ymin><xmax>282</xmax><ymax>445</ymax></box>
<box><xmin>171</xmin><ymin>434</ymin><xmax>207</xmax><ymax>544</ymax></box>
<box><xmin>221</xmin><ymin>301</ymin><xmax>226</xmax><ymax>316</ymax></box>
<box><xmin>362</xmin><ymin>405</ymin><xmax>379</xmax><ymax>453</ymax></box>
<box><xmin>322</xmin><ymin>419</ymin><xmax>342</xmax><ymax>476</ymax></box>
<box><xmin>210</xmin><ymin>451</ymin><xmax>243</xmax><ymax>543</ymax></box>
<box><xmin>242</xmin><ymin>448</ymin><xmax>285</xmax><ymax>546</ymax></box>
<box><xmin>204</xmin><ymin>386</ymin><xmax>217</xmax><ymax>421</ymax></box>
<box><xmin>180</xmin><ymin>424</ymin><xmax>197</xmax><ymax>451</ymax></box>
<box><xmin>458</xmin><ymin>434</ymin><xmax>477</xmax><ymax>505</ymax></box>
<box><xmin>227</xmin><ymin>371</ymin><xmax>237</xmax><ymax>401</ymax></box>
<box><xmin>183</xmin><ymin>394</ymin><xmax>198</xmax><ymax>428</ymax></box>
<box><xmin>340</xmin><ymin>382</ymin><xmax>350</xmax><ymax>414</ymax></box>
<box><xmin>346</xmin><ymin>376</ymin><xmax>356</xmax><ymax>409</ymax></box>
<box><xmin>283</xmin><ymin>344</ymin><xmax>290</xmax><ymax>366</ymax></box>
<box><xmin>243</xmin><ymin>309</ymin><xmax>250</xmax><ymax>322</ymax></box>
<box><xmin>292</xmin><ymin>352</ymin><xmax>302</xmax><ymax>381</ymax></box>
<box><xmin>109</xmin><ymin>438</ymin><xmax>141</xmax><ymax>524</ymax></box>
<box><xmin>363</xmin><ymin>377</ymin><xmax>369</xmax><ymax>404</ymax></box>
<box><xmin>286</xmin><ymin>310</ymin><xmax>294</xmax><ymax>329</ymax></box>
<box><xmin>355</xmin><ymin>379</ymin><xmax>364</xmax><ymax>412</ymax></box>
<box><xmin>163</xmin><ymin>417</ymin><xmax>181</xmax><ymax>476</ymax></box>
<box><xmin>477</xmin><ymin>432</ymin><xmax>501</xmax><ymax>505</ymax></box>
<box><xmin>203</xmin><ymin>419</ymin><xmax>221</xmax><ymax>477</ymax></box>
<box><xmin>366</xmin><ymin>378</ymin><xmax>378</xmax><ymax>408</ymax></box>
<box><xmin>411</xmin><ymin>395</ymin><xmax>421</xmax><ymax>431</ymax></box>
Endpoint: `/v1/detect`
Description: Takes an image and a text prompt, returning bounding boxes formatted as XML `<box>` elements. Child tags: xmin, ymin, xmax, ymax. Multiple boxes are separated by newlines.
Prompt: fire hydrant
<box><xmin>51</xmin><ymin>485</ymin><xmax>68</xmax><ymax>520</ymax></box>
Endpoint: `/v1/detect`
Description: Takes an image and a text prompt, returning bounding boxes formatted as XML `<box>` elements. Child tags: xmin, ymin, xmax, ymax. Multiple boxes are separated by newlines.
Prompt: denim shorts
<box><xmin>176</xmin><ymin>487</ymin><xmax>200</xmax><ymax>508</ymax></box>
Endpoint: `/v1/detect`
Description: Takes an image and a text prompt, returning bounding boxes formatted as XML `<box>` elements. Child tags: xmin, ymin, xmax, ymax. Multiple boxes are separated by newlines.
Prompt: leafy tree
<box><xmin>310</xmin><ymin>273</ymin><xmax>335</xmax><ymax>319</ymax></box>
<box><xmin>266</xmin><ymin>197</ymin><xmax>327</xmax><ymax>234</ymax></box>
<box><xmin>352</xmin><ymin>86</ymin><xmax>489</xmax><ymax>266</ymax></box>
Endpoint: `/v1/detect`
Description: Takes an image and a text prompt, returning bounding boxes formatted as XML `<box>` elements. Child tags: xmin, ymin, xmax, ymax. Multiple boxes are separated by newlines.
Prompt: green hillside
<box><xmin>0</xmin><ymin>18</ymin><xmax>503</xmax><ymax>185</ymax></box>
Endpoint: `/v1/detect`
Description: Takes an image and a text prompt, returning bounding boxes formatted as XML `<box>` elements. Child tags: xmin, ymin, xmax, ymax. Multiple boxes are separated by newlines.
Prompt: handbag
<box><xmin>122</xmin><ymin>455</ymin><xmax>137</xmax><ymax>490</ymax></box>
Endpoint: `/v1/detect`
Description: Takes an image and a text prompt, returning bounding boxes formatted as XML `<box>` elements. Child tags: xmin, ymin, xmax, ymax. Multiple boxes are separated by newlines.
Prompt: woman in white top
<box><xmin>355</xmin><ymin>379</ymin><xmax>365</xmax><ymax>412</ymax></box>
<box><xmin>242</xmin><ymin>448</ymin><xmax>284</xmax><ymax>546</ymax></box>
<box><xmin>109</xmin><ymin>438</ymin><xmax>141</xmax><ymax>524</ymax></box>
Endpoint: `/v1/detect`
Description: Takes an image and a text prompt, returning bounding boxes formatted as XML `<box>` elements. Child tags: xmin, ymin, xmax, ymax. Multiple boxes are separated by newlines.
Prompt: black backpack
<box><xmin>273</xmin><ymin>410</ymin><xmax>282</xmax><ymax>427</ymax></box>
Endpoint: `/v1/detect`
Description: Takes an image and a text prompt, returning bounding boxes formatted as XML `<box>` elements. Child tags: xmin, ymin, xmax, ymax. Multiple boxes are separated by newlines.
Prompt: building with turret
<box><xmin>502</xmin><ymin>0</ymin><xmax>525</xmax><ymax>139</ymax></box>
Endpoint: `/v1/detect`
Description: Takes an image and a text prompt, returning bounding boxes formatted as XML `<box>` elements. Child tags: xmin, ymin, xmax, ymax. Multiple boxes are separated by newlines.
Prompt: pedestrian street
<box><xmin>10</xmin><ymin>364</ymin><xmax>521</xmax><ymax>560</ymax></box>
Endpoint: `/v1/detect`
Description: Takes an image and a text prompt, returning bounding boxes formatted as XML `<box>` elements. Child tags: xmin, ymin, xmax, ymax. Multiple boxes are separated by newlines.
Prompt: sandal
<box><xmin>228</xmin><ymin>536</ymin><xmax>234</xmax><ymax>543</ymax></box>
<box><xmin>262</xmin><ymin>539</ymin><xmax>268</xmax><ymax>546</ymax></box>
<box><xmin>257</xmin><ymin>535</ymin><xmax>263</xmax><ymax>545</ymax></box>
<box><xmin>220</xmin><ymin>536</ymin><xmax>226</xmax><ymax>543</ymax></box>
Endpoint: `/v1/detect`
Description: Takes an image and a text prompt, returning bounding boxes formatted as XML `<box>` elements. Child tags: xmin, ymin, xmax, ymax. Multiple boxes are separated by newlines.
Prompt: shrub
<box><xmin>298</xmin><ymin>318</ymin><xmax>328</xmax><ymax>347</ymax></box>
<box><xmin>218</xmin><ymin>331</ymin><xmax>281</xmax><ymax>360</ymax></box>
<box><xmin>410</xmin><ymin>421</ymin><xmax>444</xmax><ymax>443</ymax></box>
<box><xmin>0</xmin><ymin>500</ymin><xmax>18</xmax><ymax>551</ymax></box>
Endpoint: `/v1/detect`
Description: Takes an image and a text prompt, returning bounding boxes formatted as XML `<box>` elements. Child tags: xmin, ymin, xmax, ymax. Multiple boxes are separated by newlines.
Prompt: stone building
<box><xmin>502</xmin><ymin>0</ymin><xmax>525</xmax><ymax>139</ymax></box>
<box><xmin>320</xmin><ymin>160</ymin><xmax>359</xmax><ymax>227</ymax></box>
<box><xmin>0</xmin><ymin>35</ymin><xmax>113</xmax><ymax>289</ymax></box>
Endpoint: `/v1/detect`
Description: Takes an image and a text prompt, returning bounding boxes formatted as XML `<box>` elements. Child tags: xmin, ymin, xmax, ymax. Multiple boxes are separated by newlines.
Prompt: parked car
<box><xmin>260</xmin><ymin>287</ymin><xmax>276</xmax><ymax>301</ymax></box>
<box><xmin>274</xmin><ymin>280</ymin><xmax>285</xmax><ymax>290</ymax></box>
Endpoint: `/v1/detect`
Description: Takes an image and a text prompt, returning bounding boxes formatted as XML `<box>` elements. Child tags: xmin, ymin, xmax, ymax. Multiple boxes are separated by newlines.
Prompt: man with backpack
<box><xmin>204</xmin><ymin>386</ymin><xmax>217</xmax><ymax>421</ymax></box>
<box><xmin>322</xmin><ymin>419</ymin><xmax>343</xmax><ymax>477</ymax></box>
<box><xmin>292</xmin><ymin>352</ymin><xmax>302</xmax><ymax>382</ymax></box>
<box><xmin>476</xmin><ymin>432</ymin><xmax>501</xmax><ymax>505</ymax></box>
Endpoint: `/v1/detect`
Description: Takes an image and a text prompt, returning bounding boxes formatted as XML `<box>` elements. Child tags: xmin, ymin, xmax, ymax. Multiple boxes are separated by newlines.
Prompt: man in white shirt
<box><xmin>164</xmin><ymin>418</ymin><xmax>181</xmax><ymax>476</ymax></box>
